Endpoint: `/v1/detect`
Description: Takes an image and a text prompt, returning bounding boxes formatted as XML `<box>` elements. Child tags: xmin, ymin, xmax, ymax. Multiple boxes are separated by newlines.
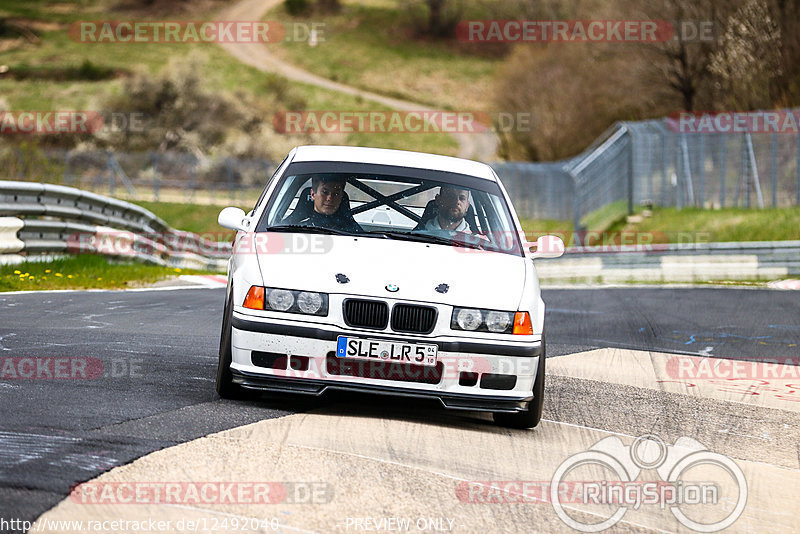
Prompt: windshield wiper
<box><xmin>371</xmin><ymin>230</ymin><xmax>485</xmax><ymax>250</ymax></box>
<box><xmin>266</xmin><ymin>224</ymin><xmax>360</xmax><ymax>237</ymax></box>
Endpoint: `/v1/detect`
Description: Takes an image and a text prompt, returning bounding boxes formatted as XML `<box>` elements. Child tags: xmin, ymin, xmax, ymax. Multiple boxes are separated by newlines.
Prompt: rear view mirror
<box><xmin>218</xmin><ymin>207</ymin><xmax>249</xmax><ymax>232</ymax></box>
<box><xmin>528</xmin><ymin>235</ymin><xmax>565</xmax><ymax>259</ymax></box>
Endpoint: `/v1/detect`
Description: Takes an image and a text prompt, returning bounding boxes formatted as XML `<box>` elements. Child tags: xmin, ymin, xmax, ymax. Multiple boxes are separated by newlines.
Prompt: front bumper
<box><xmin>230</xmin><ymin>314</ymin><xmax>542</xmax><ymax>413</ymax></box>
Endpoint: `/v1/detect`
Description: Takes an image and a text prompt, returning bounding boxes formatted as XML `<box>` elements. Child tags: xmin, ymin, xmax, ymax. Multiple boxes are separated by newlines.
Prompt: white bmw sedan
<box><xmin>216</xmin><ymin>146</ymin><xmax>564</xmax><ymax>428</ymax></box>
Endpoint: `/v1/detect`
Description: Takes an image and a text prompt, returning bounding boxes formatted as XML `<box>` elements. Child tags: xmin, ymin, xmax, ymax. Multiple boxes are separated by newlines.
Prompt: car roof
<box><xmin>290</xmin><ymin>145</ymin><xmax>497</xmax><ymax>182</ymax></box>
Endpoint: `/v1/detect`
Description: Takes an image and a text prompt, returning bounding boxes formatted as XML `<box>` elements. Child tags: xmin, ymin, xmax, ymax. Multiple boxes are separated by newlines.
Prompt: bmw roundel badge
<box><xmin>385</xmin><ymin>284</ymin><xmax>399</xmax><ymax>292</ymax></box>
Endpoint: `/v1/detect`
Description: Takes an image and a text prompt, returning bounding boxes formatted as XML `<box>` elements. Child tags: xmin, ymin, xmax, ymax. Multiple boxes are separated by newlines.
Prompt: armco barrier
<box><xmin>0</xmin><ymin>181</ymin><xmax>230</xmax><ymax>270</ymax></box>
<box><xmin>535</xmin><ymin>240</ymin><xmax>800</xmax><ymax>283</ymax></box>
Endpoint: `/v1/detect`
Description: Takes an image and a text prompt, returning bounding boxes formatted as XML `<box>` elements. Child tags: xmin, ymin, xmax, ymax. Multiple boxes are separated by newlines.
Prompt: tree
<box><xmin>401</xmin><ymin>0</ymin><xmax>463</xmax><ymax>38</ymax></box>
<box><xmin>709</xmin><ymin>0</ymin><xmax>782</xmax><ymax>109</ymax></box>
<box><xmin>770</xmin><ymin>0</ymin><xmax>800</xmax><ymax>106</ymax></box>
<box><xmin>632</xmin><ymin>0</ymin><xmax>735</xmax><ymax>112</ymax></box>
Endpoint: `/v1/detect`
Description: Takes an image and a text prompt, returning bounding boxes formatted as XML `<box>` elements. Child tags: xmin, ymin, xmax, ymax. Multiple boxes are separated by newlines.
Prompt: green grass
<box><xmin>520</xmin><ymin>205</ymin><xmax>800</xmax><ymax>247</ymax></box>
<box><xmin>0</xmin><ymin>254</ymin><xmax>206</xmax><ymax>291</ymax></box>
<box><xmin>580</xmin><ymin>200</ymin><xmax>629</xmax><ymax>234</ymax></box>
<box><xmin>131</xmin><ymin>200</ymin><xmax>249</xmax><ymax>236</ymax></box>
<box><xmin>607</xmin><ymin>206</ymin><xmax>800</xmax><ymax>243</ymax></box>
<box><xmin>518</xmin><ymin>218</ymin><xmax>574</xmax><ymax>244</ymax></box>
<box><xmin>266</xmin><ymin>0</ymin><xmax>500</xmax><ymax>111</ymax></box>
<box><xmin>0</xmin><ymin>0</ymin><xmax>459</xmax><ymax>157</ymax></box>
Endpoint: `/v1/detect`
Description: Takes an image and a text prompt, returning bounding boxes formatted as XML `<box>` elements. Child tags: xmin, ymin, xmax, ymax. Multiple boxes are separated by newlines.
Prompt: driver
<box><xmin>424</xmin><ymin>186</ymin><xmax>472</xmax><ymax>234</ymax></box>
<box><xmin>284</xmin><ymin>175</ymin><xmax>362</xmax><ymax>233</ymax></box>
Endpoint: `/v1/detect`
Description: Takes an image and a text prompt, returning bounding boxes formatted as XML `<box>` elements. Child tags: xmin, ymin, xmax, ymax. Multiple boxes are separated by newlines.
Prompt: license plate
<box><xmin>336</xmin><ymin>336</ymin><xmax>438</xmax><ymax>367</ymax></box>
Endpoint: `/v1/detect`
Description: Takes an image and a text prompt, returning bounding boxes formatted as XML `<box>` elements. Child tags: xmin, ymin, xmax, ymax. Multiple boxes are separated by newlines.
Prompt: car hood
<box><xmin>255</xmin><ymin>233</ymin><xmax>527</xmax><ymax>310</ymax></box>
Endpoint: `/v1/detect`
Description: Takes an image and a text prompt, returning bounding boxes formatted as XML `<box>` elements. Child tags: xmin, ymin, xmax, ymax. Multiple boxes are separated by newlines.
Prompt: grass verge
<box><xmin>0</xmin><ymin>254</ymin><xmax>209</xmax><ymax>291</ymax></box>
<box><xmin>266</xmin><ymin>0</ymin><xmax>499</xmax><ymax>111</ymax></box>
<box><xmin>131</xmin><ymin>200</ymin><xmax>248</xmax><ymax>236</ymax></box>
<box><xmin>607</xmin><ymin>206</ymin><xmax>800</xmax><ymax>243</ymax></box>
<box><xmin>520</xmin><ymin>205</ymin><xmax>800</xmax><ymax>247</ymax></box>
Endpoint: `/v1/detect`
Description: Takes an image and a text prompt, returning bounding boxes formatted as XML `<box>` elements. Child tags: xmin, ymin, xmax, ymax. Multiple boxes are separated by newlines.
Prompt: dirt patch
<box><xmin>110</xmin><ymin>0</ymin><xmax>229</xmax><ymax>17</ymax></box>
<box><xmin>12</xmin><ymin>18</ymin><xmax>65</xmax><ymax>32</ymax></box>
<box><xmin>0</xmin><ymin>37</ymin><xmax>26</xmax><ymax>53</ymax></box>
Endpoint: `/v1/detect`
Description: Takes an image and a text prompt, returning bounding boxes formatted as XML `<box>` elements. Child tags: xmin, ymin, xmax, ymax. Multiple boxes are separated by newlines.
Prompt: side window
<box><xmin>253</xmin><ymin>154</ymin><xmax>290</xmax><ymax>212</ymax></box>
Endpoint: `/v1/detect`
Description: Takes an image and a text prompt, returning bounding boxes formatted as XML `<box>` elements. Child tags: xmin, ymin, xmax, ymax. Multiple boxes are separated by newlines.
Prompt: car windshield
<box><xmin>255</xmin><ymin>161</ymin><xmax>523</xmax><ymax>256</ymax></box>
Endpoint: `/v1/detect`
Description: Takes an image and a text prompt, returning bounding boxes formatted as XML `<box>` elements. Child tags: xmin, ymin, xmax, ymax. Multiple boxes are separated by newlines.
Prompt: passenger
<box><xmin>424</xmin><ymin>186</ymin><xmax>472</xmax><ymax>234</ymax></box>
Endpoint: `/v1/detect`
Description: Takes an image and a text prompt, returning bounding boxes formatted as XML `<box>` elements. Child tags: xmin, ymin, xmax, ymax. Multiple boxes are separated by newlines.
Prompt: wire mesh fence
<box><xmin>2</xmin><ymin>110</ymin><xmax>799</xmax><ymax>228</ymax></box>
<box><xmin>0</xmin><ymin>147</ymin><xmax>275</xmax><ymax>206</ymax></box>
<box><xmin>491</xmin><ymin>111</ymin><xmax>800</xmax><ymax>240</ymax></box>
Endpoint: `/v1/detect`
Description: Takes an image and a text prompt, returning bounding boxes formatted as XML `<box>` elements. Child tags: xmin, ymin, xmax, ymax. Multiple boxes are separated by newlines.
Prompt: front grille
<box><xmin>391</xmin><ymin>304</ymin><xmax>437</xmax><ymax>334</ymax></box>
<box><xmin>343</xmin><ymin>299</ymin><xmax>389</xmax><ymax>329</ymax></box>
<box><xmin>326</xmin><ymin>353</ymin><xmax>442</xmax><ymax>384</ymax></box>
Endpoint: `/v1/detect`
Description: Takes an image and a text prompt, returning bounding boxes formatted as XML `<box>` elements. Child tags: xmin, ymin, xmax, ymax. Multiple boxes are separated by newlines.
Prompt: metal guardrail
<box><xmin>0</xmin><ymin>181</ymin><xmax>230</xmax><ymax>270</ymax></box>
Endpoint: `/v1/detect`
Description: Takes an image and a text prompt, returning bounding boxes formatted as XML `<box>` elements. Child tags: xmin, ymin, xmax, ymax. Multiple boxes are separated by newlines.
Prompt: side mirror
<box><xmin>528</xmin><ymin>235</ymin><xmax>565</xmax><ymax>259</ymax></box>
<box><xmin>218</xmin><ymin>207</ymin><xmax>249</xmax><ymax>232</ymax></box>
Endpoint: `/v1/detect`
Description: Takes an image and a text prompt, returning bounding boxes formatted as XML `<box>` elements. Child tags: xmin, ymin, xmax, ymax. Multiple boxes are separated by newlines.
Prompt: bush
<box><xmin>285</xmin><ymin>0</ymin><xmax>310</xmax><ymax>16</ymax></box>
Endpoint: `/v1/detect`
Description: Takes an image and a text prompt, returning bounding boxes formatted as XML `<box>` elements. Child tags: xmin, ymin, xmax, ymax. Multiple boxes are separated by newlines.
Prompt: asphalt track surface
<box><xmin>0</xmin><ymin>287</ymin><xmax>798</xmax><ymax>532</ymax></box>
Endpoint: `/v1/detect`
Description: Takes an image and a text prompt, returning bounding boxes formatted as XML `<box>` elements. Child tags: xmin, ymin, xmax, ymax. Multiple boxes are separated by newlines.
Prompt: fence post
<box><xmin>189</xmin><ymin>156</ymin><xmax>196</xmax><ymax>203</ymax></box>
<box><xmin>745</xmin><ymin>132</ymin><xmax>764</xmax><ymax>208</ymax></box>
<box><xmin>719</xmin><ymin>135</ymin><xmax>727</xmax><ymax>208</ymax></box>
<box><xmin>627</xmin><ymin>126</ymin><xmax>634</xmax><ymax>215</ymax></box>
<box><xmin>797</xmin><ymin>131</ymin><xmax>800</xmax><ymax>206</ymax></box>
<box><xmin>682</xmin><ymin>135</ymin><xmax>694</xmax><ymax>206</ymax></box>
<box><xmin>698</xmin><ymin>133</ymin><xmax>705</xmax><ymax>208</ymax></box>
<box><xmin>770</xmin><ymin>133</ymin><xmax>777</xmax><ymax>207</ymax></box>
<box><xmin>645</xmin><ymin>132</ymin><xmax>654</xmax><ymax>203</ymax></box>
<box><xmin>661</xmin><ymin>127</ymin><xmax>668</xmax><ymax>207</ymax></box>
<box><xmin>107</xmin><ymin>152</ymin><xmax>115</xmax><ymax>197</ymax></box>
<box><xmin>568</xmin><ymin>169</ymin><xmax>582</xmax><ymax>247</ymax></box>
<box><xmin>736</xmin><ymin>133</ymin><xmax>746</xmax><ymax>207</ymax></box>
<box><xmin>151</xmin><ymin>151</ymin><xmax>160</xmax><ymax>202</ymax></box>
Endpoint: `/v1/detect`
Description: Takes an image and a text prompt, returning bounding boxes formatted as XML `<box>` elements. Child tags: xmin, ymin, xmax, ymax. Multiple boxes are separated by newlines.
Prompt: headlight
<box><xmin>268</xmin><ymin>289</ymin><xmax>294</xmax><ymax>311</ymax></box>
<box><xmin>455</xmin><ymin>308</ymin><xmax>483</xmax><ymax>331</ymax></box>
<box><xmin>244</xmin><ymin>287</ymin><xmax>328</xmax><ymax>316</ymax></box>
<box><xmin>451</xmin><ymin>307</ymin><xmax>516</xmax><ymax>334</ymax></box>
<box><xmin>297</xmin><ymin>291</ymin><xmax>323</xmax><ymax>314</ymax></box>
<box><xmin>485</xmin><ymin>310</ymin><xmax>513</xmax><ymax>333</ymax></box>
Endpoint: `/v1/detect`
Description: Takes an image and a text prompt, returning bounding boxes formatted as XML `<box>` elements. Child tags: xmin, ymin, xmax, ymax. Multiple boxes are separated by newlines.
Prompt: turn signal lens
<box><xmin>512</xmin><ymin>311</ymin><xmax>533</xmax><ymax>335</ymax></box>
<box><xmin>243</xmin><ymin>286</ymin><xmax>265</xmax><ymax>310</ymax></box>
